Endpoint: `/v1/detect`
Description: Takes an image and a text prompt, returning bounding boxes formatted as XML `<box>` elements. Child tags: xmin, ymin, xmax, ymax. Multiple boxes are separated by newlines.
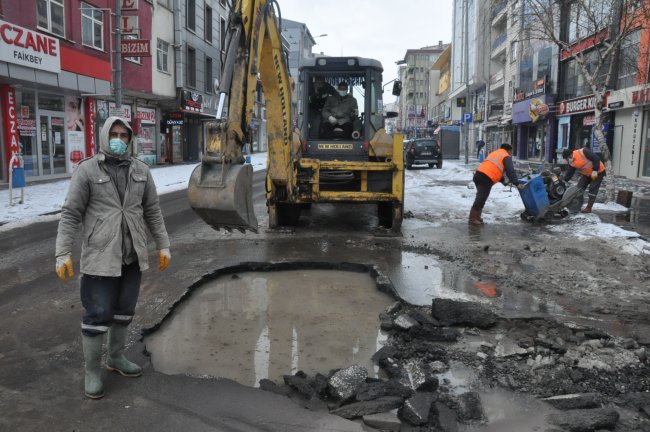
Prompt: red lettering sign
<box><xmin>85</xmin><ymin>98</ymin><xmax>96</xmax><ymax>157</ymax></box>
<box><xmin>120</xmin><ymin>39</ymin><xmax>150</xmax><ymax>56</ymax></box>
<box><xmin>2</xmin><ymin>84</ymin><xmax>20</xmax><ymax>178</ymax></box>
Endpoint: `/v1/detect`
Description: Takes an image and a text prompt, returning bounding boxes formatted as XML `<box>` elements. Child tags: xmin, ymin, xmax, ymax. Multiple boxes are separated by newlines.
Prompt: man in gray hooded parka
<box><xmin>55</xmin><ymin>116</ymin><xmax>171</xmax><ymax>399</ymax></box>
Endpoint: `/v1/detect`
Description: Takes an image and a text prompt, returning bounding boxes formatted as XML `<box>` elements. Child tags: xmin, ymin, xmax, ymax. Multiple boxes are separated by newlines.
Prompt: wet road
<box><xmin>1</xmin><ymin>168</ymin><xmax>648</xmax><ymax>431</ymax></box>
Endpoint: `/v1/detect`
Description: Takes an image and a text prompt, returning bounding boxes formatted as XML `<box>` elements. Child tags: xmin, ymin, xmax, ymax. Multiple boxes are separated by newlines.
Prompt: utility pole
<box><xmin>115</xmin><ymin>0</ymin><xmax>122</xmax><ymax>109</ymax></box>
<box><xmin>463</xmin><ymin>0</ymin><xmax>470</xmax><ymax>164</ymax></box>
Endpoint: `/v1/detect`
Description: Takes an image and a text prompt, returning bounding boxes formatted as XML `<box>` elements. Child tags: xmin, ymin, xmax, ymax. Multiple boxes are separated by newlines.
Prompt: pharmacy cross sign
<box><xmin>121</xmin><ymin>39</ymin><xmax>151</xmax><ymax>57</ymax></box>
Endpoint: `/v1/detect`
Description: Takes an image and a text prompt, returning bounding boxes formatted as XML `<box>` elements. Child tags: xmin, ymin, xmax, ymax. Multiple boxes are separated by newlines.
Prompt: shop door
<box><xmin>39</xmin><ymin>111</ymin><xmax>67</xmax><ymax>176</ymax></box>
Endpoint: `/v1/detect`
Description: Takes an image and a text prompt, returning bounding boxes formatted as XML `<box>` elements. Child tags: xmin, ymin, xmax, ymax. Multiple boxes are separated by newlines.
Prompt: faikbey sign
<box><xmin>0</xmin><ymin>19</ymin><xmax>60</xmax><ymax>73</ymax></box>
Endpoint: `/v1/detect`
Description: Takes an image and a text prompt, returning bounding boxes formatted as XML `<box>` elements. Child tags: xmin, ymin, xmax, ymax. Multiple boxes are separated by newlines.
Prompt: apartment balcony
<box><xmin>491</xmin><ymin>32</ymin><xmax>507</xmax><ymax>59</ymax></box>
<box><xmin>490</xmin><ymin>69</ymin><xmax>505</xmax><ymax>90</ymax></box>
<box><xmin>492</xmin><ymin>1</ymin><xmax>507</xmax><ymax>26</ymax></box>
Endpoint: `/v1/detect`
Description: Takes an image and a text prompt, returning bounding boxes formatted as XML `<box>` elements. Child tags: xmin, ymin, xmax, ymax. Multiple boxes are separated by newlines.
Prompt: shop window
<box><xmin>157</xmin><ymin>39</ymin><xmax>170</xmax><ymax>73</ymax></box>
<box><xmin>16</xmin><ymin>90</ymin><xmax>37</xmax><ymax>177</ymax></box>
<box><xmin>81</xmin><ymin>3</ymin><xmax>104</xmax><ymax>51</ymax></box>
<box><xmin>38</xmin><ymin>93</ymin><xmax>64</xmax><ymax>111</ymax></box>
<box><xmin>37</xmin><ymin>0</ymin><xmax>65</xmax><ymax>37</ymax></box>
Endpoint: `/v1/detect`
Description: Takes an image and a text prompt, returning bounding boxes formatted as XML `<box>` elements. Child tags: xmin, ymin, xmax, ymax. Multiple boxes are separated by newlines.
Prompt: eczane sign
<box><xmin>0</xmin><ymin>19</ymin><xmax>61</xmax><ymax>73</ymax></box>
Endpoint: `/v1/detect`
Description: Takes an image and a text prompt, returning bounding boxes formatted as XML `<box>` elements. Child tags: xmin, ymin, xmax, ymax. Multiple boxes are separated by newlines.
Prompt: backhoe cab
<box><xmin>188</xmin><ymin>0</ymin><xmax>404</xmax><ymax>233</ymax></box>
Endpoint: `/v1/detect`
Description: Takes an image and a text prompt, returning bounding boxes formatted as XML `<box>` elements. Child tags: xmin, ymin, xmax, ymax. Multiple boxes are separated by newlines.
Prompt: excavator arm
<box><xmin>188</xmin><ymin>0</ymin><xmax>296</xmax><ymax>232</ymax></box>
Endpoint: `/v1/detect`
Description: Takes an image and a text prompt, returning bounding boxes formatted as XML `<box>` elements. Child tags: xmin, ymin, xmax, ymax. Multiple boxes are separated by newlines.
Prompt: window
<box><xmin>221</xmin><ymin>17</ymin><xmax>227</xmax><ymax>52</ymax></box>
<box><xmin>205</xmin><ymin>6</ymin><xmax>213</xmax><ymax>43</ymax></box>
<box><xmin>510</xmin><ymin>40</ymin><xmax>518</xmax><ymax>62</ymax></box>
<box><xmin>187</xmin><ymin>0</ymin><xmax>196</xmax><ymax>31</ymax></box>
<box><xmin>157</xmin><ymin>39</ymin><xmax>170</xmax><ymax>73</ymax></box>
<box><xmin>81</xmin><ymin>3</ymin><xmax>104</xmax><ymax>50</ymax></box>
<box><xmin>617</xmin><ymin>29</ymin><xmax>641</xmax><ymax>89</ymax></box>
<box><xmin>205</xmin><ymin>56</ymin><xmax>213</xmax><ymax>93</ymax></box>
<box><xmin>37</xmin><ymin>0</ymin><xmax>65</xmax><ymax>37</ymax></box>
<box><xmin>187</xmin><ymin>46</ymin><xmax>196</xmax><ymax>88</ymax></box>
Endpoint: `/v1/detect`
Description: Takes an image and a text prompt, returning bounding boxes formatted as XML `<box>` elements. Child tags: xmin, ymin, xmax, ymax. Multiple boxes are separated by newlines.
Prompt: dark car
<box><xmin>404</xmin><ymin>138</ymin><xmax>442</xmax><ymax>169</ymax></box>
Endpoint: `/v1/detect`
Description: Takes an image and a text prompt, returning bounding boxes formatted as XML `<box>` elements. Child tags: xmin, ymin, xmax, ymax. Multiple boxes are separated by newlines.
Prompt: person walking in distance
<box><xmin>55</xmin><ymin>116</ymin><xmax>171</xmax><ymax>399</ymax></box>
<box><xmin>561</xmin><ymin>147</ymin><xmax>606</xmax><ymax>213</ymax></box>
<box><xmin>469</xmin><ymin>144</ymin><xmax>521</xmax><ymax>225</ymax></box>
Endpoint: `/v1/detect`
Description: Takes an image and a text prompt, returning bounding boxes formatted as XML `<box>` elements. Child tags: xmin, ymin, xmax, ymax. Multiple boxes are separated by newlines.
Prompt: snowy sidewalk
<box><xmin>0</xmin><ymin>153</ymin><xmax>267</xmax><ymax>231</ymax></box>
<box><xmin>1</xmin><ymin>154</ymin><xmax>648</xmax><ymax>256</ymax></box>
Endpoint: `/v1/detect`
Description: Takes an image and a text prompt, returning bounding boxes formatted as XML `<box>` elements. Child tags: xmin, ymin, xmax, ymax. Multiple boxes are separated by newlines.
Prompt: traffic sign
<box><xmin>462</xmin><ymin>112</ymin><xmax>473</xmax><ymax>123</ymax></box>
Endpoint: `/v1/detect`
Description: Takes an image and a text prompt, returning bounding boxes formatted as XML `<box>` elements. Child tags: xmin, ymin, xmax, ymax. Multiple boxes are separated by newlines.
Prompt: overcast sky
<box><xmin>277</xmin><ymin>0</ymin><xmax>454</xmax><ymax>104</ymax></box>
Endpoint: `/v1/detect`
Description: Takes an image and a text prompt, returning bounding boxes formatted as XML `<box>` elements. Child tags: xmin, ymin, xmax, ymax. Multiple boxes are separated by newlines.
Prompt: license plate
<box><xmin>420</xmin><ymin>151</ymin><xmax>432</xmax><ymax>155</ymax></box>
<box><xmin>318</xmin><ymin>144</ymin><xmax>354</xmax><ymax>150</ymax></box>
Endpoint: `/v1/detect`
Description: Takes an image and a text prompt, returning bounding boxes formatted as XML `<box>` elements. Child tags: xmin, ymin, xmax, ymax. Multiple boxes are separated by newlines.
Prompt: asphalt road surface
<box><xmin>1</xmin><ymin>168</ymin><xmax>648</xmax><ymax>431</ymax></box>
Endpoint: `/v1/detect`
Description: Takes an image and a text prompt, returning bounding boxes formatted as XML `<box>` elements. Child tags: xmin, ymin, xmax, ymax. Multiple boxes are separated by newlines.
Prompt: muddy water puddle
<box><xmin>393</xmin><ymin>252</ymin><xmax>626</xmax><ymax>335</ymax></box>
<box><xmin>144</xmin><ymin>270</ymin><xmax>393</xmax><ymax>386</ymax></box>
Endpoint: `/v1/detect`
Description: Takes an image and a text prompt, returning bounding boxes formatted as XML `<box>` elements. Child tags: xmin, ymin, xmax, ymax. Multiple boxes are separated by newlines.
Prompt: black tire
<box><xmin>378</xmin><ymin>202</ymin><xmax>392</xmax><ymax>227</ymax></box>
<box><xmin>277</xmin><ymin>203</ymin><xmax>301</xmax><ymax>226</ymax></box>
<box><xmin>378</xmin><ymin>202</ymin><xmax>403</xmax><ymax>232</ymax></box>
<box><xmin>406</xmin><ymin>163</ymin><xmax>413</xmax><ymax>170</ymax></box>
<box><xmin>428</xmin><ymin>163</ymin><xmax>434</xmax><ymax>168</ymax></box>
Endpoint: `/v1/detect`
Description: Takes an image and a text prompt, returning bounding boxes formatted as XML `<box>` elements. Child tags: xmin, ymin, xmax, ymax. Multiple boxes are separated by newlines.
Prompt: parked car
<box><xmin>404</xmin><ymin>138</ymin><xmax>442</xmax><ymax>169</ymax></box>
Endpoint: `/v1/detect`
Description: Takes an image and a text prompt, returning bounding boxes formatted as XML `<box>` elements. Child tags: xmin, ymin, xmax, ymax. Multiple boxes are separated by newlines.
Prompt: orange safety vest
<box><xmin>570</xmin><ymin>149</ymin><xmax>605</xmax><ymax>177</ymax></box>
<box><xmin>477</xmin><ymin>148</ymin><xmax>509</xmax><ymax>184</ymax></box>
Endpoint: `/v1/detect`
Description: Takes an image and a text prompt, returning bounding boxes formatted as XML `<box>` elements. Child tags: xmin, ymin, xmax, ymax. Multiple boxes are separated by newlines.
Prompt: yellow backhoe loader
<box><xmin>188</xmin><ymin>0</ymin><xmax>404</xmax><ymax>233</ymax></box>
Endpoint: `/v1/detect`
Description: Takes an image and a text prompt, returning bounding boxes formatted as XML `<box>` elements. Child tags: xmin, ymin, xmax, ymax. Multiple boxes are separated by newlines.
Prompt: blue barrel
<box><xmin>518</xmin><ymin>175</ymin><xmax>549</xmax><ymax>218</ymax></box>
<box><xmin>12</xmin><ymin>167</ymin><xmax>26</xmax><ymax>188</ymax></box>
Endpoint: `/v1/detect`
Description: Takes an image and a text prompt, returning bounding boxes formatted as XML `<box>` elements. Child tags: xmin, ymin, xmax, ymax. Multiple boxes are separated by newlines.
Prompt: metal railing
<box><xmin>492</xmin><ymin>32</ymin><xmax>507</xmax><ymax>51</ymax></box>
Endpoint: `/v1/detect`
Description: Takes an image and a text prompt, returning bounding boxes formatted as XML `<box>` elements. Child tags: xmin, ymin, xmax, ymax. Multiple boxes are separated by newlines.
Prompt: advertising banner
<box><xmin>513</xmin><ymin>94</ymin><xmax>550</xmax><ymax>124</ymax></box>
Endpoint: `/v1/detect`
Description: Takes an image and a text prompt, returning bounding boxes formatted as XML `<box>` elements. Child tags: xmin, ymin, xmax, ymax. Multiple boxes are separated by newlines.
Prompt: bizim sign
<box><xmin>0</xmin><ymin>19</ymin><xmax>61</xmax><ymax>73</ymax></box>
<box><xmin>121</xmin><ymin>39</ymin><xmax>151</xmax><ymax>57</ymax></box>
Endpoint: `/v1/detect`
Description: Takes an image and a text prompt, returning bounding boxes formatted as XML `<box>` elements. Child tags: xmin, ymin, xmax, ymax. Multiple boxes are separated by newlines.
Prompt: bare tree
<box><xmin>524</xmin><ymin>0</ymin><xmax>650</xmax><ymax>202</ymax></box>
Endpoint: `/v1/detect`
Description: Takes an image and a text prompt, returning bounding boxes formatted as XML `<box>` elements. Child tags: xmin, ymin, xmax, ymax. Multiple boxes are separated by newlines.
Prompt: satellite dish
<box><xmin>214</xmin><ymin>78</ymin><xmax>220</xmax><ymax>94</ymax></box>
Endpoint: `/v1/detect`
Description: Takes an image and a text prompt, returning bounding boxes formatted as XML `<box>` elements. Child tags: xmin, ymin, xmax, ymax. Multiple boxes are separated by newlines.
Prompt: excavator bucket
<box><xmin>188</xmin><ymin>161</ymin><xmax>258</xmax><ymax>233</ymax></box>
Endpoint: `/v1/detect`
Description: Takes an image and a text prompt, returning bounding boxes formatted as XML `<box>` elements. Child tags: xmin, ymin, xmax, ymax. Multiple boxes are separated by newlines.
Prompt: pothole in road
<box><xmin>143</xmin><ymin>267</ymin><xmax>395</xmax><ymax>386</ymax></box>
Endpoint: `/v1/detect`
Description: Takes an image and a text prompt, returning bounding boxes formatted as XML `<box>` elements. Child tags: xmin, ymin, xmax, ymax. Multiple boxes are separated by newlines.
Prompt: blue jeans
<box><xmin>80</xmin><ymin>262</ymin><xmax>141</xmax><ymax>336</ymax></box>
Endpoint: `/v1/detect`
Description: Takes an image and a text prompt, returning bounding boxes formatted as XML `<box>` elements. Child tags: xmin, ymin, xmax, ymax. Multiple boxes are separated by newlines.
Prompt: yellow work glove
<box><xmin>517</xmin><ymin>183</ymin><xmax>525</xmax><ymax>190</ymax></box>
<box><xmin>590</xmin><ymin>170</ymin><xmax>598</xmax><ymax>180</ymax></box>
<box><xmin>55</xmin><ymin>255</ymin><xmax>74</xmax><ymax>283</ymax></box>
<box><xmin>159</xmin><ymin>248</ymin><xmax>171</xmax><ymax>271</ymax></box>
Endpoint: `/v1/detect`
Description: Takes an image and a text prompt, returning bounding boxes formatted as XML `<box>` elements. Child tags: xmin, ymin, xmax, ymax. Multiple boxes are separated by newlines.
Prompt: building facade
<box><xmin>0</xmin><ymin>0</ymin><xmax>235</xmax><ymax>185</ymax></box>
<box><xmin>397</xmin><ymin>43</ymin><xmax>449</xmax><ymax>137</ymax></box>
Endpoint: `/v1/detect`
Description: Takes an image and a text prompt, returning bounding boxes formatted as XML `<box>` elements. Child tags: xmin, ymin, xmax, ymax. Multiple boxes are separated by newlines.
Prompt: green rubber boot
<box><xmin>81</xmin><ymin>334</ymin><xmax>105</xmax><ymax>399</ymax></box>
<box><xmin>106</xmin><ymin>324</ymin><xmax>143</xmax><ymax>377</ymax></box>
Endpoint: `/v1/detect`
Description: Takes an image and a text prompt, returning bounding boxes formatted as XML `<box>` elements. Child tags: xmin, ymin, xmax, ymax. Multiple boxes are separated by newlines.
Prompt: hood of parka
<box><xmin>99</xmin><ymin>116</ymin><xmax>134</xmax><ymax>160</ymax></box>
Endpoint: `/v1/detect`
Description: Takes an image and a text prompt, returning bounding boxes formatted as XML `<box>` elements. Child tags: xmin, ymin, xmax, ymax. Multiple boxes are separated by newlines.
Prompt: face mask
<box><xmin>109</xmin><ymin>138</ymin><xmax>128</xmax><ymax>155</ymax></box>
<box><xmin>338</xmin><ymin>90</ymin><xmax>348</xmax><ymax>97</ymax></box>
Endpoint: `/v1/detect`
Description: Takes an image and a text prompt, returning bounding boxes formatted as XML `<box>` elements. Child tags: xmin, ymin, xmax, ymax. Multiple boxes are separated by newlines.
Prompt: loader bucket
<box><xmin>188</xmin><ymin>161</ymin><xmax>258</xmax><ymax>233</ymax></box>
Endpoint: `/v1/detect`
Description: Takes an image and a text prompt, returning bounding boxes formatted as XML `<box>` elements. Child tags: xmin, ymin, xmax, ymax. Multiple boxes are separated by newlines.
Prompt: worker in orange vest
<box><xmin>561</xmin><ymin>147</ymin><xmax>606</xmax><ymax>213</ymax></box>
<box><xmin>470</xmin><ymin>144</ymin><xmax>521</xmax><ymax>225</ymax></box>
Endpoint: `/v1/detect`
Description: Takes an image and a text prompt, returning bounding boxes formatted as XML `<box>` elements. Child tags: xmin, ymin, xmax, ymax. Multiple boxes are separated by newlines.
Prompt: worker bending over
<box><xmin>470</xmin><ymin>144</ymin><xmax>520</xmax><ymax>225</ymax></box>
<box><xmin>561</xmin><ymin>147</ymin><xmax>606</xmax><ymax>213</ymax></box>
